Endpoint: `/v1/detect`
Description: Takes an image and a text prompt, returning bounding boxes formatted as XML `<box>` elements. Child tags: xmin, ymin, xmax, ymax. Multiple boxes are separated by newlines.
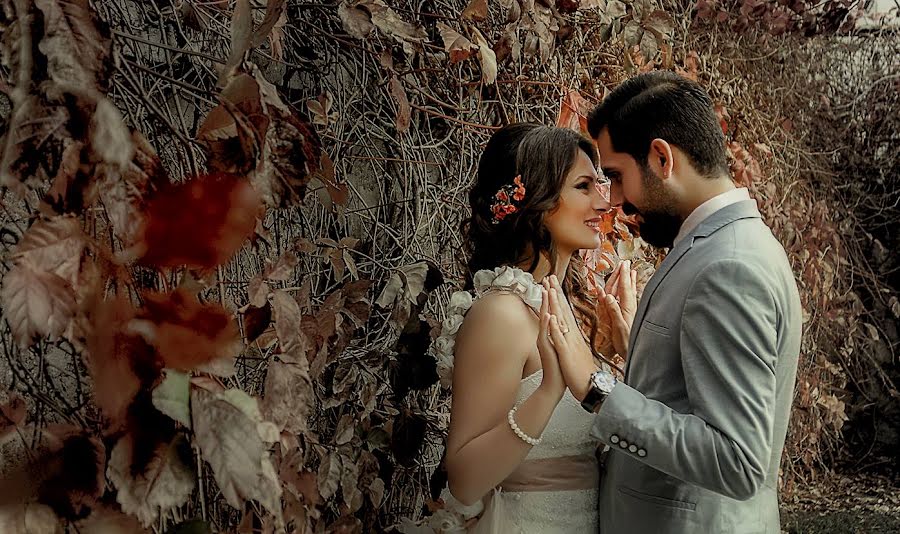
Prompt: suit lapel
<box><xmin>623</xmin><ymin>199</ymin><xmax>762</xmax><ymax>381</ymax></box>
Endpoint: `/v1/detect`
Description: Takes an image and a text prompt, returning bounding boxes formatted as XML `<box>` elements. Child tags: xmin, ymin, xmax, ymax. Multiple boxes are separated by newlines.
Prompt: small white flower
<box><xmin>442</xmin><ymin>314</ymin><xmax>465</xmax><ymax>336</ymax></box>
<box><xmin>437</xmin><ymin>354</ymin><xmax>454</xmax><ymax>389</ymax></box>
<box><xmin>440</xmin><ymin>487</ymin><xmax>484</xmax><ymax>519</ymax></box>
<box><xmin>426</xmin><ymin>509</ymin><xmax>466</xmax><ymax>534</ymax></box>
<box><xmin>433</xmin><ymin>335</ymin><xmax>455</xmax><ymax>357</ymax></box>
<box><xmin>448</xmin><ymin>291</ymin><xmax>474</xmax><ymax>314</ymax></box>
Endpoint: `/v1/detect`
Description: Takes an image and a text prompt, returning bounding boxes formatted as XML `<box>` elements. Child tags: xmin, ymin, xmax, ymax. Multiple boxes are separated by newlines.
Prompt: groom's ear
<box><xmin>649</xmin><ymin>138</ymin><xmax>674</xmax><ymax>180</ymax></box>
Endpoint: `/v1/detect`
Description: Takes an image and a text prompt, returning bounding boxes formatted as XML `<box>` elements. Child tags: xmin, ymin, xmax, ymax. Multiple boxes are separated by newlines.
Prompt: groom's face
<box><xmin>596</xmin><ymin>129</ymin><xmax>682</xmax><ymax>249</ymax></box>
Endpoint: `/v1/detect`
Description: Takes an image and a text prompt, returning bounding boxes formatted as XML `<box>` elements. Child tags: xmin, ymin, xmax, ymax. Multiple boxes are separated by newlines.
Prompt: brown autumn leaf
<box><xmin>34</xmin><ymin>0</ymin><xmax>111</xmax><ymax>93</ymax></box>
<box><xmin>0</xmin><ymin>503</ymin><xmax>62</xmax><ymax>534</ymax></box>
<box><xmin>137</xmin><ymin>172</ymin><xmax>261</xmax><ymax>269</ymax></box>
<box><xmin>247</xmin><ymin>275</ymin><xmax>271</xmax><ymax>308</ymax></box>
<box><xmin>242</xmin><ymin>302</ymin><xmax>272</xmax><ymax>343</ymax></box>
<box><xmin>91</xmin><ymin>98</ymin><xmax>134</xmax><ymax>170</ymax></box>
<box><xmin>360</xmin><ymin>0</ymin><xmax>428</xmax><ymax>55</ymax></box>
<box><xmin>107</xmin><ymin>434</ymin><xmax>195</xmax><ymax>527</ymax></box>
<box><xmin>388</xmin><ymin>76</ymin><xmax>411</xmax><ymax>133</ymax></box>
<box><xmin>83</xmin><ymin>295</ymin><xmax>152</xmax><ymax>424</ymax></box>
<box><xmin>461</xmin><ymin>0</ymin><xmax>489</xmax><ymax>21</ymax></box>
<box><xmin>1</xmin><ymin>262</ymin><xmax>77</xmax><ymax>348</ymax></box>
<box><xmin>337</xmin><ymin>0</ymin><xmax>374</xmax><ymax>39</ymax></box>
<box><xmin>250</xmin><ymin>0</ymin><xmax>288</xmax><ymax>47</ymax></box>
<box><xmin>41</xmin><ymin>140</ymin><xmax>91</xmax><ymax>215</ymax></box>
<box><xmin>0</xmin><ymin>96</ymin><xmax>69</xmax><ymax>196</ymax></box>
<box><xmin>191</xmin><ymin>388</ymin><xmax>282</xmax><ymax>516</ymax></box>
<box><xmin>271</xmin><ymin>288</ymin><xmax>308</xmax><ymax>356</ymax></box>
<box><xmin>643</xmin><ymin>9</ymin><xmax>675</xmax><ymax>39</ymax></box>
<box><xmin>74</xmin><ymin>505</ymin><xmax>150</xmax><ymax>534</ymax></box>
<box><xmin>436</xmin><ymin>23</ymin><xmax>478</xmax><ymax>64</ymax></box>
<box><xmin>131</xmin><ymin>287</ymin><xmax>242</xmax><ymax>373</ymax></box>
<box><xmin>262</xmin><ymin>360</ymin><xmax>313</xmax><ymax>434</ymax></box>
<box><xmin>264</xmin><ymin>251</ymin><xmax>299</xmax><ymax>281</ymax></box>
<box><xmin>15</xmin><ymin>216</ymin><xmax>86</xmax><ymax>284</ymax></box>
<box><xmin>470</xmin><ymin>27</ymin><xmax>498</xmax><ymax>84</ymax></box>
<box><xmin>316</xmin><ymin>452</ymin><xmax>342</xmax><ymax>501</ymax></box>
<box><xmin>99</xmin><ymin>131</ymin><xmax>169</xmax><ymax>249</ymax></box>
<box><xmin>0</xmin><ymin>392</ymin><xmax>26</xmax><ymax>442</ymax></box>
<box><xmin>556</xmin><ymin>90</ymin><xmax>590</xmax><ymax>133</ymax></box>
<box><xmin>220</xmin><ymin>0</ymin><xmax>252</xmax><ymax>86</ymax></box>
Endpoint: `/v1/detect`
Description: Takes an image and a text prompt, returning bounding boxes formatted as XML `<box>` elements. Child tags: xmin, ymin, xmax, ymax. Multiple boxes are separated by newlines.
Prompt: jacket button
<box><xmin>610</xmin><ymin>435</ymin><xmax>620</xmax><ymax>444</ymax></box>
<box><xmin>637</xmin><ymin>448</ymin><xmax>647</xmax><ymax>457</ymax></box>
<box><xmin>619</xmin><ymin>440</ymin><xmax>629</xmax><ymax>449</ymax></box>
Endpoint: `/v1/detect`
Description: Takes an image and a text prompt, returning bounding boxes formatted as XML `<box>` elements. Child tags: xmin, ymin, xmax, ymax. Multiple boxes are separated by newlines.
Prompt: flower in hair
<box><xmin>490</xmin><ymin>174</ymin><xmax>526</xmax><ymax>224</ymax></box>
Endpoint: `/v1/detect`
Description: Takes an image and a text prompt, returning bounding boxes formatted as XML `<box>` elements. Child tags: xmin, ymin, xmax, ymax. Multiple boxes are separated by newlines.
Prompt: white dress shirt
<box><xmin>673</xmin><ymin>187</ymin><xmax>751</xmax><ymax>246</ymax></box>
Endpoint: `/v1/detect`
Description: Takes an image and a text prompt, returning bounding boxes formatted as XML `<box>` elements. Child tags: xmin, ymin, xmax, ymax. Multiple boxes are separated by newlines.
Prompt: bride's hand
<box><xmin>536</xmin><ymin>287</ymin><xmax>565</xmax><ymax>400</ymax></box>
<box><xmin>596</xmin><ymin>261</ymin><xmax>637</xmax><ymax>357</ymax></box>
<box><xmin>545</xmin><ymin>276</ymin><xmax>601</xmax><ymax>401</ymax></box>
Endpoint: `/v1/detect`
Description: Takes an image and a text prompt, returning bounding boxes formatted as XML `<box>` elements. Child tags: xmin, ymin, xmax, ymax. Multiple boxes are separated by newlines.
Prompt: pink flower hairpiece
<box><xmin>490</xmin><ymin>175</ymin><xmax>526</xmax><ymax>224</ymax></box>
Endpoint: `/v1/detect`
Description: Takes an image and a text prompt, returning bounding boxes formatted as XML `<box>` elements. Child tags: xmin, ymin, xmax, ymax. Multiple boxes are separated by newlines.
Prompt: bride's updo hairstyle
<box><xmin>461</xmin><ymin>123</ymin><xmax>616</xmax><ymax>368</ymax></box>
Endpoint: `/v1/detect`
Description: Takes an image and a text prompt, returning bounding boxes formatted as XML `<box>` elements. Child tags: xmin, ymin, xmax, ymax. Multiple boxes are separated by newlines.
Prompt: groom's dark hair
<box><xmin>587</xmin><ymin>71</ymin><xmax>729</xmax><ymax>179</ymax></box>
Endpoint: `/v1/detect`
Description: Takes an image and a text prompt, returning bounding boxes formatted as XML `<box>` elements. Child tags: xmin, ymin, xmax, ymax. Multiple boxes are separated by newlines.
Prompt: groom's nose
<box><xmin>608</xmin><ymin>182</ymin><xmax>624</xmax><ymax>207</ymax></box>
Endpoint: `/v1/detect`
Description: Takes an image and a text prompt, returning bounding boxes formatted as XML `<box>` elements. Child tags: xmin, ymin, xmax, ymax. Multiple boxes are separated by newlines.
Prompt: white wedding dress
<box><xmin>406</xmin><ymin>266</ymin><xmax>600</xmax><ymax>533</ymax></box>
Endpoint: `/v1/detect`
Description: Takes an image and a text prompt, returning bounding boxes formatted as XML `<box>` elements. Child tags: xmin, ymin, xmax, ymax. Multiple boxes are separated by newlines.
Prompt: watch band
<box><xmin>580</xmin><ymin>385</ymin><xmax>606</xmax><ymax>413</ymax></box>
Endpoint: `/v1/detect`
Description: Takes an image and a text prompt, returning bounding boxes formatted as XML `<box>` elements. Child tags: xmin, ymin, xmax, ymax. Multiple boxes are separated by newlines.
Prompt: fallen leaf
<box><xmin>337</xmin><ymin>0</ymin><xmax>374</xmax><ymax>39</ymax></box>
<box><xmin>34</xmin><ymin>0</ymin><xmax>111</xmax><ymax>93</ymax></box>
<box><xmin>316</xmin><ymin>452</ymin><xmax>342</xmax><ymax>501</ymax></box>
<box><xmin>219</xmin><ymin>0</ymin><xmax>252</xmax><ymax>86</ymax></box>
<box><xmin>436</xmin><ymin>23</ymin><xmax>478</xmax><ymax>64</ymax></box>
<box><xmin>470</xmin><ymin>27</ymin><xmax>498</xmax><ymax>84</ymax></box>
<box><xmin>107</xmin><ymin>434</ymin><xmax>195</xmax><ymax>527</ymax></box>
<box><xmin>1</xmin><ymin>262</ymin><xmax>76</xmax><ymax>348</ymax></box>
<box><xmin>191</xmin><ymin>388</ymin><xmax>282</xmax><ymax>516</ymax></box>
<box><xmin>388</xmin><ymin>76</ymin><xmax>411</xmax><ymax>133</ymax></box>
<box><xmin>250</xmin><ymin>0</ymin><xmax>287</xmax><ymax>47</ymax></box>
<box><xmin>461</xmin><ymin>0</ymin><xmax>489</xmax><ymax>21</ymax></box>
<box><xmin>263</xmin><ymin>361</ymin><xmax>313</xmax><ymax>434</ymax></box>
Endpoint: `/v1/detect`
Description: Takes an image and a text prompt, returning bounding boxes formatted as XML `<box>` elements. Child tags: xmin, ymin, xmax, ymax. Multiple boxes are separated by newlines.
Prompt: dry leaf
<box><xmin>264</xmin><ymin>251</ymin><xmax>298</xmax><ymax>281</ymax></box>
<box><xmin>316</xmin><ymin>452</ymin><xmax>342</xmax><ymax>501</ymax></box>
<box><xmin>272</xmin><ymin>289</ymin><xmax>306</xmax><ymax>355</ymax></box>
<box><xmin>263</xmin><ymin>361</ymin><xmax>313</xmax><ymax>434</ymax></box>
<box><xmin>0</xmin><ymin>392</ymin><xmax>26</xmax><ymax>443</ymax></box>
<box><xmin>556</xmin><ymin>90</ymin><xmax>590</xmax><ymax>133</ymax></box>
<box><xmin>0</xmin><ymin>503</ymin><xmax>62</xmax><ymax>534</ymax></box>
<box><xmin>152</xmin><ymin>369</ymin><xmax>192</xmax><ymax>428</ymax></box>
<box><xmin>132</xmin><ymin>287</ymin><xmax>242</xmax><ymax>373</ymax></box>
<box><xmin>191</xmin><ymin>388</ymin><xmax>282</xmax><ymax>516</ymax></box>
<box><xmin>643</xmin><ymin>9</ymin><xmax>675</xmax><ymax>38</ymax></box>
<box><xmin>362</xmin><ymin>0</ymin><xmax>428</xmax><ymax>55</ymax></box>
<box><xmin>337</xmin><ymin>0</ymin><xmax>374</xmax><ymax>38</ymax></box>
<box><xmin>1</xmin><ymin>262</ymin><xmax>76</xmax><ymax>348</ymax></box>
<box><xmin>436</xmin><ymin>23</ymin><xmax>478</xmax><ymax>64</ymax></box>
<box><xmin>461</xmin><ymin>0</ymin><xmax>489</xmax><ymax>21</ymax></box>
<box><xmin>91</xmin><ymin>98</ymin><xmax>134</xmax><ymax>170</ymax></box>
<box><xmin>107</xmin><ymin>434</ymin><xmax>195</xmax><ymax>526</ymax></box>
<box><xmin>34</xmin><ymin>0</ymin><xmax>110</xmax><ymax>93</ymax></box>
<box><xmin>14</xmin><ymin>216</ymin><xmax>86</xmax><ymax>284</ymax></box>
<box><xmin>250</xmin><ymin>0</ymin><xmax>288</xmax><ymax>47</ymax></box>
<box><xmin>470</xmin><ymin>27</ymin><xmax>497</xmax><ymax>84</ymax></box>
<box><xmin>388</xmin><ymin>76</ymin><xmax>411</xmax><ymax>133</ymax></box>
<box><xmin>220</xmin><ymin>0</ymin><xmax>252</xmax><ymax>86</ymax></box>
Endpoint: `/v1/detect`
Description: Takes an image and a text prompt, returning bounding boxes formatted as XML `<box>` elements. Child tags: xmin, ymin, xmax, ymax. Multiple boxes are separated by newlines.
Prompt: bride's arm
<box><xmin>445</xmin><ymin>294</ymin><xmax>562</xmax><ymax>506</ymax></box>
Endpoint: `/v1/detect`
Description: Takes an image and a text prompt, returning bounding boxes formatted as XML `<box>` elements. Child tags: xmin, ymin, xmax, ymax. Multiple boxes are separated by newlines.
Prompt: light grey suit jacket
<box><xmin>593</xmin><ymin>199</ymin><xmax>802</xmax><ymax>533</ymax></box>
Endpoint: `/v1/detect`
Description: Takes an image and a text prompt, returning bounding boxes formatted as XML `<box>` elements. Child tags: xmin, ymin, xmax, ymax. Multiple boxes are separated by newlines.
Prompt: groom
<box><xmin>552</xmin><ymin>71</ymin><xmax>802</xmax><ymax>533</ymax></box>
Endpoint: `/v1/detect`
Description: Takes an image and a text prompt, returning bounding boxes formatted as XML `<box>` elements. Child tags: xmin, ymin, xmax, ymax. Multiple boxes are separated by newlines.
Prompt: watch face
<box><xmin>591</xmin><ymin>371</ymin><xmax>616</xmax><ymax>394</ymax></box>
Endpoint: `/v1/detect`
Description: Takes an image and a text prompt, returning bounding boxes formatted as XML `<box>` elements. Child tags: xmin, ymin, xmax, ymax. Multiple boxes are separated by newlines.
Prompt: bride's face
<box><xmin>544</xmin><ymin>149</ymin><xmax>610</xmax><ymax>253</ymax></box>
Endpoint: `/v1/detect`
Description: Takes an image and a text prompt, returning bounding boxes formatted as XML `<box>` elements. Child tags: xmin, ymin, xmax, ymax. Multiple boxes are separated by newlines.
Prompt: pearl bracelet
<box><xmin>507</xmin><ymin>406</ymin><xmax>542</xmax><ymax>446</ymax></box>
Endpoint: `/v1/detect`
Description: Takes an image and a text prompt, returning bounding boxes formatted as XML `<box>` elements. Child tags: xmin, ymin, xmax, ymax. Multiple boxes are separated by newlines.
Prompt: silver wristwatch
<box><xmin>581</xmin><ymin>369</ymin><xmax>617</xmax><ymax>413</ymax></box>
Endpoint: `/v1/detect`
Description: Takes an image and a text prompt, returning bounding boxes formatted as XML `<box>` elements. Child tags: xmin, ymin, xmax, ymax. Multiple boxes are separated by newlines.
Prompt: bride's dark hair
<box><xmin>461</xmin><ymin>123</ymin><xmax>617</xmax><ymax>368</ymax></box>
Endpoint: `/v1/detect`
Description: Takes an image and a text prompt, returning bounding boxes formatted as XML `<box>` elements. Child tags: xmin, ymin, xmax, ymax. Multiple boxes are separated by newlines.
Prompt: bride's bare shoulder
<box><xmin>460</xmin><ymin>292</ymin><xmax>536</xmax><ymax>336</ymax></box>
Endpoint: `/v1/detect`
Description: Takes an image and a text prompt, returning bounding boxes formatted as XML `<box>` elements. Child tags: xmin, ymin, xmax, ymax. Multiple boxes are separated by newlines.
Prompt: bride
<box><xmin>420</xmin><ymin>123</ymin><xmax>637</xmax><ymax>533</ymax></box>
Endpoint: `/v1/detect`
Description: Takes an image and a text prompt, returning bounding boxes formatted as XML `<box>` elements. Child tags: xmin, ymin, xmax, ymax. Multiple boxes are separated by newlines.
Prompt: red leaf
<box><xmin>138</xmin><ymin>172</ymin><xmax>261</xmax><ymax>269</ymax></box>
<box><xmin>135</xmin><ymin>287</ymin><xmax>242</xmax><ymax>372</ymax></box>
<box><xmin>556</xmin><ymin>90</ymin><xmax>591</xmax><ymax>133</ymax></box>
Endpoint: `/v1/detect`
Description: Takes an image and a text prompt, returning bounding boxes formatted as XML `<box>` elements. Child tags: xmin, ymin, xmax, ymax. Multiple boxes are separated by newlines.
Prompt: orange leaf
<box><xmin>138</xmin><ymin>172</ymin><xmax>260</xmax><ymax>269</ymax></box>
<box><xmin>135</xmin><ymin>287</ymin><xmax>242</xmax><ymax>372</ymax></box>
<box><xmin>556</xmin><ymin>90</ymin><xmax>590</xmax><ymax>134</ymax></box>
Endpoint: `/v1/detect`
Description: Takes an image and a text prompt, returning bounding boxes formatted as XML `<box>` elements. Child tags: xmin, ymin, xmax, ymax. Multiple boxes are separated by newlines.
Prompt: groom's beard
<box><xmin>624</xmin><ymin>166</ymin><xmax>682</xmax><ymax>249</ymax></box>
<box><xmin>634</xmin><ymin>209</ymin><xmax>681</xmax><ymax>249</ymax></box>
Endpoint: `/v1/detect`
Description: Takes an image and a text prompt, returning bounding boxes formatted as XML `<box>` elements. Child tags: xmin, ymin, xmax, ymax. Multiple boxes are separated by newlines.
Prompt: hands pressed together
<box><xmin>537</xmin><ymin>261</ymin><xmax>637</xmax><ymax>402</ymax></box>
